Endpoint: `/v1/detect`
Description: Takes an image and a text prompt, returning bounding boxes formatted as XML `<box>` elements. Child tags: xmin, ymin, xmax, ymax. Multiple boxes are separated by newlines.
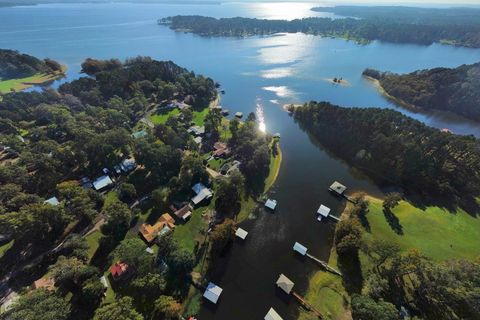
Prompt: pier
<box><xmin>291</xmin><ymin>292</ymin><xmax>323</xmax><ymax>319</ymax></box>
<box><xmin>306</xmin><ymin>253</ymin><xmax>342</xmax><ymax>276</ymax></box>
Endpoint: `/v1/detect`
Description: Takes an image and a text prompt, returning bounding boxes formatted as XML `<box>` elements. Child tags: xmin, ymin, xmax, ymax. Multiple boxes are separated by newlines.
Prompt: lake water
<box><xmin>1</xmin><ymin>2</ymin><xmax>480</xmax><ymax>319</ymax></box>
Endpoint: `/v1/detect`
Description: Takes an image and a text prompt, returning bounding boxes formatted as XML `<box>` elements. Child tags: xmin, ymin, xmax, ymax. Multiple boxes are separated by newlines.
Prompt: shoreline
<box><xmin>0</xmin><ymin>65</ymin><xmax>67</xmax><ymax>95</ymax></box>
<box><xmin>362</xmin><ymin>75</ymin><xmax>419</xmax><ymax>111</ymax></box>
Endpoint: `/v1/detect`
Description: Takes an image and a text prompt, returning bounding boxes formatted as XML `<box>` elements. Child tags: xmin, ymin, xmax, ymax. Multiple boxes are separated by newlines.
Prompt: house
<box><xmin>93</xmin><ymin>175</ymin><xmax>113</xmax><ymax>191</ymax></box>
<box><xmin>265</xmin><ymin>199</ymin><xmax>277</xmax><ymax>211</ymax></box>
<box><xmin>203</xmin><ymin>282</ymin><xmax>223</xmax><ymax>304</ymax></box>
<box><xmin>276</xmin><ymin>274</ymin><xmax>294</xmax><ymax>294</ymax></box>
<box><xmin>317</xmin><ymin>204</ymin><xmax>331</xmax><ymax>221</ymax></box>
<box><xmin>191</xmin><ymin>183</ymin><xmax>213</xmax><ymax>206</ymax></box>
<box><xmin>120</xmin><ymin>158</ymin><xmax>136</xmax><ymax>172</ymax></box>
<box><xmin>265</xmin><ymin>308</ymin><xmax>283</xmax><ymax>320</ymax></box>
<box><xmin>110</xmin><ymin>261</ymin><xmax>130</xmax><ymax>281</ymax></box>
<box><xmin>33</xmin><ymin>277</ymin><xmax>55</xmax><ymax>291</ymax></box>
<box><xmin>139</xmin><ymin>213</ymin><xmax>175</xmax><ymax>244</ymax></box>
<box><xmin>132</xmin><ymin>130</ymin><xmax>147</xmax><ymax>139</ymax></box>
<box><xmin>235</xmin><ymin>112</ymin><xmax>243</xmax><ymax>118</ymax></box>
<box><xmin>212</xmin><ymin>141</ymin><xmax>231</xmax><ymax>158</ymax></box>
<box><xmin>172</xmin><ymin>204</ymin><xmax>193</xmax><ymax>221</ymax></box>
<box><xmin>329</xmin><ymin>181</ymin><xmax>347</xmax><ymax>195</ymax></box>
<box><xmin>193</xmin><ymin>136</ymin><xmax>202</xmax><ymax>145</ymax></box>
<box><xmin>44</xmin><ymin>196</ymin><xmax>59</xmax><ymax>206</ymax></box>
<box><xmin>235</xmin><ymin>227</ymin><xmax>248</xmax><ymax>240</ymax></box>
<box><xmin>187</xmin><ymin>125</ymin><xmax>205</xmax><ymax>137</ymax></box>
<box><xmin>293</xmin><ymin>242</ymin><xmax>308</xmax><ymax>256</ymax></box>
<box><xmin>220</xmin><ymin>163</ymin><xmax>230</xmax><ymax>175</ymax></box>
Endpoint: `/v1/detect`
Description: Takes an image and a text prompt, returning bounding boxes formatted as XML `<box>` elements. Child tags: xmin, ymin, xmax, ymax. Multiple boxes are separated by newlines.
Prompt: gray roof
<box><xmin>276</xmin><ymin>274</ymin><xmax>294</xmax><ymax>294</ymax></box>
<box><xmin>265</xmin><ymin>308</ymin><xmax>283</xmax><ymax>320</ymax></box>
<box><xmin>329</xmin><ymin>181</ymin><xmax>347</xmax><ymax>194</ymax></box>
<box><xmin>93</xmin><ymin>175</ymin><xmax>113</xmax><ymax>191</ymax></box>
<box><xmin>203</xmin><ymin>282</ymin><xmax>223</xmax><ymax>304</ymax></box>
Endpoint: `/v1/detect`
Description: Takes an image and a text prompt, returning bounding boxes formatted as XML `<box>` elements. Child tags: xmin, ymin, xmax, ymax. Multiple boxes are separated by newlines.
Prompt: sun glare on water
<box><xmin>256</xmin><ymin>103</ymin><xmax>266</xmax><ymax>133</ymax></box>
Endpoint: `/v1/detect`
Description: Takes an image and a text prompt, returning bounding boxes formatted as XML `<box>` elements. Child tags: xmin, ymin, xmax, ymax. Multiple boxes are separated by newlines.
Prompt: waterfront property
<box><xmin>92</xmin><ymin>175</ymin><xmax>114</xmax><ymax>191</ymax></box>
<box><xmin>172</xmin><ymin>204</ymin><xmax>193</xmax><ymax>221</ymax></box>
<box><xmin>191</xmin><ymin>183</ymin><xmax>213</xmax><ymax>206</ymax></box>
<box><xmin>265</xmin><ymin>307</ymin><xmax>283</xmax><ymax>320</ymax></box>
<box><xmin>203</xmin><ymin>282</ymin><xmax>223</xmax><ymax>304</ymax></box>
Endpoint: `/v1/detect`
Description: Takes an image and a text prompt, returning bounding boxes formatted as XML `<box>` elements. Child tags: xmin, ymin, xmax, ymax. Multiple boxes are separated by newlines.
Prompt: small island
<box><xmin>363</xmin><ymin>63</ymin><xmax>480</xmax><ymax>121</ymax></box>
<box><xmin>0</xmin><ymin>49</ymin><xmax>65</xmax><ymax>94</ymax></box>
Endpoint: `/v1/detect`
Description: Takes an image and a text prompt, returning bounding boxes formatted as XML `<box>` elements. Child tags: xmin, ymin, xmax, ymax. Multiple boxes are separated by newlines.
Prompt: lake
<box><xmin>1</xmin><ymin>2</ymin><xmax>480</xmax><ymax>319</ymax></box>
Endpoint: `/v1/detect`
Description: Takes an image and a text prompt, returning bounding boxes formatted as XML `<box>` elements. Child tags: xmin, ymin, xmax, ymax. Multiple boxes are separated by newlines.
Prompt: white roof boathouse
<box><xmin>329</xmin><ymin>181</ymin><xmax>347</xmax><ymax>196</ymax></box>
<box><xmin>235</xmin><ymin>227</ymin><xmax>248</xmax><ymax>240</ymax></box>
<box><xmin>265</xmin><ymin>199</ymin><xmax>277</xmax><ymax>211</ymax></box>
<box><xmin>317</xmin><ymin>204</ymin><xmax>331</xmax><ymax>221</ymax></box>
<box><xmin>293</xmin><ymin>242</ymin><xmax>308</xmax><ymax>256</ymax></box>
<box><xmin>276</xmin><ymin>274</ymin><xmax>294</xmax><ymax>294</ymax></box>
<box><xmin>265</xmin><ymin>307</ymin><xmax>284</xmax><ymax>320</ymax></box>
<box><xmin>203</xmin><ymin>282</ymin><xmax>223</xmax><ymax>304</ymax></box>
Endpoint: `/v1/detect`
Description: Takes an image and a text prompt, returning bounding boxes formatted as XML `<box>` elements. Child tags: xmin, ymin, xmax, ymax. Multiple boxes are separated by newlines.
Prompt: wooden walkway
<box><xmin>292</xmin><ymin>291</ymin><xmax>323</xmax><ymax>319</ymax></box>
<box><xmin>306</xmin><ymin>253</ymin><xmax>342</xmax><ymax>276</ymax></box>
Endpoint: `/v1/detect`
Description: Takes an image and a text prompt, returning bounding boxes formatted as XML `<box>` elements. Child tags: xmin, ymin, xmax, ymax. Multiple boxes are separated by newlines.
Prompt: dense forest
<box><xmin>0</xmin><ymin>49</ymin><xmax>62</xmax><ymax>79</ymax></box>
<box><xmin>159</xmin><ymin>12</ymin><xmax>480</xmax><ymax>48</ymax></box>
<box><xmin>292</xmin><ymin>102</ymin><xmax>480</xmax><ymax>212</ymax></box>
<box><xmin>363</xmin><ymin>63</ymin><xmax>480</xmax><ymax>121</ymax></box>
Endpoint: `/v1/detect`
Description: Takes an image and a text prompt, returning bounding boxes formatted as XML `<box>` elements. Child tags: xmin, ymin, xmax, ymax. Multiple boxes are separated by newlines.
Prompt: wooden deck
<box><xmin>292</xmin><ymin>291</ymin><xmax>323</xmax><ymax>319</ymax></box>
<box><xmin>306</xmin><ymin>253</ymin><xmax>342</xmax><ymax>276</ymax></box>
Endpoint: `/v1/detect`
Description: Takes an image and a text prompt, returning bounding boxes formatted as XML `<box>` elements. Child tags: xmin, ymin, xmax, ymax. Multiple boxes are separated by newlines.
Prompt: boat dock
<box><xmin>306</xmin><ymin>253</ymin><xmax>342</xmax><ymax>276</ymax></box>
<box><xmin>291</xmin><ymin>291</ymin><xmax>323</xmax><ymax>319</ymax></box>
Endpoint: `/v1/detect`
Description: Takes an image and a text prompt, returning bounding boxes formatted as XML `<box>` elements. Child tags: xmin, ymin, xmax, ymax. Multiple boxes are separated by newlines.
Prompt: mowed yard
<box><xmin>300</xmin><ymin>195</ymin><xmax>480</xmax><ymax>320</ymax></box>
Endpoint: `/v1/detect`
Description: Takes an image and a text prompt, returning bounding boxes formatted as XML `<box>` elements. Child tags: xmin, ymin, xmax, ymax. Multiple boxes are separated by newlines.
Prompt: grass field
<box><xmin>300</xmin><ymin>195</ymin><xmax>480</xmax><ymax>320</ymax></box>
<box><xmin>0</xmin><ymin>69</ymin><xmax>65</xmax><ymax>94</ymax></box>
<box><xmin>150</xmin><ymin>108</ymin><xmax>180</xmax><ymax>125</ymax></box>
<box><xmin>264</xmin><ymin>140</ymin><xmax>282</xmax><ymax>194</ymax></box>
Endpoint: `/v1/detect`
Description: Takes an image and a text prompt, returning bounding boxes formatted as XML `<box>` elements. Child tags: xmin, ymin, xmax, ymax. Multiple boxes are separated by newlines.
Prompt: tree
<box><xmin>101</xmin><ymin>201</ymin><xmax>132</xmax><ymax>241</ymax></box>
<box><xmin>153</xmin><ymin>295</ymin><xmax>181</xmax><ymax>320</ymax></box>
<box><xmin>114</xmin><ymin>238</ymin><xmax>154</xmax><ymax>276</ymax></box>
<box><xmin>204</xmin><ymin>109</ymin><xmax>222</xmax><ymax>133</ymax></box>
<box><xmin>210</xmin><ymin>219</ymin><xmax>236</xmax><ymax>257</ymax></box>
<box><xmin>119</xmin><ymin>183</ymin><xmax>137</xmax><ymax>203</ymax></box>
<box><xmin>383</xmin><ymin>192</ymin><xmax>402</xmax><ymax>211</ymax></box>
<box><xmin>93</xmin><ymin>297</ymin><xmax>143</xmax><ymax>320</ymax></box>
<box><xmin>351</xmin><ymin>294</ymin><xmax>398</xmax><ymax>320</ymax></box>
<box><xmin>7</xmin><ymin>289</ymin><xmax>71</xmax><ymax>320</ymax></box>
<box><xmin>50</xmin><ymin>256</ymin><xmax>96</xmax><ymax>288</ymax></box>
<box><xmin>152</xmin><ymin>187</ymin><xmax>170</xmax><ymax>208</ymax></box>
<box><xmin>368</xmin><ymin>239</ymin><xmax>401</xmax><ymax>271</ymax></box>
<box><xmin>214</xmin><ymin>173</ymin><xmax>244</xmax><ymax>217</ymax></box>
<box><xmin>57</xmin><ymin>181</ymin><xmax>98</xmax><ymax>222</ymax></box>
<box><xmin>335</xmin><ymin>219</ymin><xmax>363</xmax><ymax>255</ymax></box>
<box><xmin>79</xmin><ymin>277</ymin><xmax>105</xmax><ymax>309</ymax></box>
<box><xmin>60</xmin><ymin>234</ymin><xmax>90</xmax><ymax>261</ymax></box>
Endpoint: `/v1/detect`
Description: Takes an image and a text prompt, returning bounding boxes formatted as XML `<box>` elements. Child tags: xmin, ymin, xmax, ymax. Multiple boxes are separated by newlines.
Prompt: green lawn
<box><xmin>0</xmin><ymin>240</ymin><xmax>14</xmax><ymax>259</ymax></box>
<box><xmin>264</xmin><ymin>141</ymin><xmax>282</xmax><ymax>194</ymax></box>
<box><xmin>103</xmin><ymin>191</ymin><xmax>119</xmax><ymax>209</ymax></box>
<box><xmin>0</xmin><ymin>71</ymin><xmax>64</xmax><ymax>94</ymax></box>
<box><xmin>150</xmin><ymin>108</ymin><xmax>180</xmax><ymax>125</ymax></box>
<box><xmin>301</xmin><ymin>195</ymin><xmax>480</xmax><ymax>320</ymax></box>
<box><xmin>192</xmin><ymin>108</ymin><xmax>209</xmax><ymax>126</ymax></box>
<box><xmin>85</xmin><ymin>230</ymin><xmax>102</xmax><ymax>261</ymax></box>
<box><xmin>173</xmin><ymin>206</ymin><xmax>209</xmax><ymax>254</ymax></box>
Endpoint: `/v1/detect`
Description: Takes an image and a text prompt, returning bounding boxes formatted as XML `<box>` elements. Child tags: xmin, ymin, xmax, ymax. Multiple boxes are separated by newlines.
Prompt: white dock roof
<box><xmin>276</xmin><ymin>274</ymin><xmax>294</xmax><ymax>294</ymax></box>
<box><xmin>317</xmin><ymin>204</ymin><xmax>331</xmax><ymax>217</ymax></box>
<box><xmin>235</xmin><ymin>228</ymin><xmax>248</xmax><ymax>240</ymax></box>
<box><xmin>293</xmin><ymin>242</ymin><xmax>308</xmax><ymax>256</ymax></box>
<box><xmin>265</xmin><ymin>199</ymin><xmax>277</xmax><ymax>210</ymax></box>
<box><xmin>265</xmin><ymin>307</ymin><xmax>283</xmax><ymax>320</ymax></box>
<box><xmin>203</xmin><ymin>282</ymin><xmax>223</xmax><ymax>304</ymax></box>
<box><xmin>329</xmin><ymin>181</ymin><xmax>347</xmax><ymax>194</ymax></box>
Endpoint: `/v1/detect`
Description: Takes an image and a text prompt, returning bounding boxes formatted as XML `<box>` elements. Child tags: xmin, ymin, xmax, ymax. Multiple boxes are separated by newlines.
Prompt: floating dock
<box><xmin>292</xmin><ymin>242</ymin><xmax>342</xmax><ymax>276</ymax></box>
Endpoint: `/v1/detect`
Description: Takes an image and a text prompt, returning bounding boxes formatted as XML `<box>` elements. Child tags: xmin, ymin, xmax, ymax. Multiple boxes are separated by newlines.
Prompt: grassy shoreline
<box><xmin>363</xmin><ymin>75</ymin><xmax>419</xmax><ymax>111</ymax></box>
<box><xmin>300</xmin><ymin>193</ymin><xmax>480</xmax><ymax>320</ymax></box>
<box><xmin>0</xmin><ymin>66</ymin><xmax>66</xmax><ymax>94</ymax></box>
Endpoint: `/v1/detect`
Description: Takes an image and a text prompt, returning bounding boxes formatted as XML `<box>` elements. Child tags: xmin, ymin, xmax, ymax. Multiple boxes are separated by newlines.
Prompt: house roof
<box><xmin>235</xmin><ymin>228</ymin><xmax>248</xmax><ymax>240</ymax></box>
<box><xmin>33</xmin><ymin>278</ymin><xmax>55</xmax><ymax>291</ymax></box>
<box><xmin>132</xmin><ymin>130</ymin><xmax>147</xmax><ymax>139</ymax></box>
<box><xmin>93</xmin><ymin>175</ymin><xmax>113</xmax><ymax>191</ymax></box>
<box><xmin>192</xmin><ymin>188</ymin><xmax>213</xmax><ymax>205</ymax></box>
<box><xmin>203</xmin><ymin>282</ymin><xmax>223</xmax><ymax>304</ymax></box>
<box><xmin>44</xmin><ymin>196</ymin><xmax>59</xmax><ymax>206</ymax></box>
<box><xmin>193</xmin><ymin>136</ymin><xmax>202</xmax><ymax>144</ymax></box>
<box><xmin>293</xmin><ymin>242</ymin><xmax>308</xmax><ymax>256</ymax></box>
<box><xmin>192</xmin><ymin>182</ymin><xmax>207</xmax><ymax>194</ymax></box>
<box><xmin>110</xmin><ymin>261</ymin><xmax>129</xmax><ymax>279</ymax></box>
<box><xmin>139</xmin><ymin>214</ymin><xmax>175</xmax><ymax>243</ymax></box>
<box><xmin>265</xmin><ymin>199</ymin><xmax>277</xmax><ymax>210</ymax></box>
<box><xmin>276</xmin><ymin>274</ymin><xmax>294</xmax><ymax>294</ymax></box>
<box><xmin>317</xmin><ymin>205</ymin><xmax>331</xmax><ymax>217</ymax></box>
<box><xmin>265</xmin><ymin>307</ymin><xmax>283</xmax><ymax>320</ymax></box>
<box><xmin>173</xmin><ymin>204</ymin><xmax>193</xmax><ymax>220</ymax></box>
